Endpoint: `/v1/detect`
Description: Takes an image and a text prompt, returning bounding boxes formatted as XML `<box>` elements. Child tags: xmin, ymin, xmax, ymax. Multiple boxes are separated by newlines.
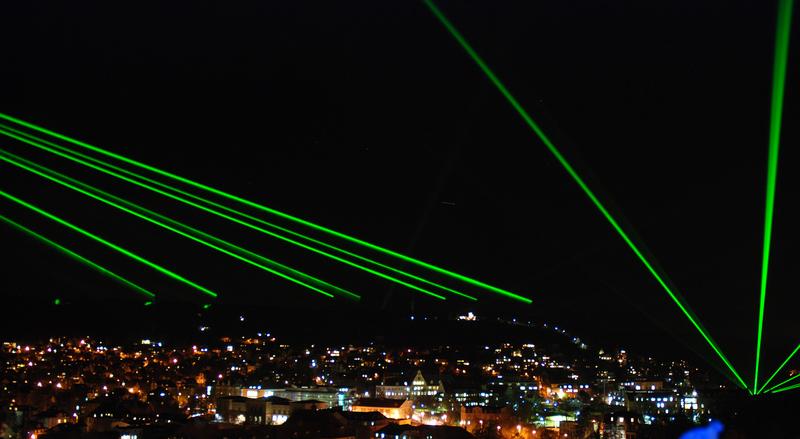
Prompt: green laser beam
<box><xmin>0</xmin><ymin>149</ymin><xmax>346</xmax><ymax>300</ymax></box>
<box><xmin>1</xmin><ymin>124</ymin><xmax>474</xmax><ymax>301</ymax></box>
<box><xmin>0</xmin><ymin>148</ymin><xmax>345</xmax><ymax>300</ymax></box>
<box><xmin>0</xmin><ymin>113</ymin><xmax>525</xmax><ymax>303</ymax></box>
<box><xmin>0</xmin><ymin>125</ymin><xmax>475</xmax><ymax>302</ymax></box>
<box><xmin>755</xmin><ymin>0</ymin><xmax>794</xmax><ymax>395</ymax></box>
<box><xmin>764</xmin><ymin>371</ymin><xmax>800</xmax><ymax>393</ymax></box>
<box><xmin>1</xmin><ymin>122</ymin><xmax>473</xmax><ymax>301</ymax></box>
<box><xmin>771</xmin><ymin>381</ymin><xmax>800</xmax><ymax>394</ymax></box>
<box><xmin>0</xmin><ymin>188</ymin><xmax>217</xmax><ymax>298</ymax></box>
<box><xmin>0</xmin><ymin>213</ymin><xmax>156</xmax><ymax>299</ymax></box>
<box><xmin>422</xmin><ymin>0</ymin><xmax>748</xmax><ymax>390</ymax></box>
<box><xmin>0</xmin><ymin>128</ymin><xmax>449</xmax><ymax>301</ymax></box>
<box><xmin>759</xmin><ymin>342</ymin><xmax>800</xmax><ymax>394</ymax></box>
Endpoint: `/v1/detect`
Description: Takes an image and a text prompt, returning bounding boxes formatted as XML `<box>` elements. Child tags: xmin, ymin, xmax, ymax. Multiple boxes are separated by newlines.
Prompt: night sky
<box><xmin>0</xmin><ymin>0</ymin><xmax>797</xmax><ymax>385</ymax></box>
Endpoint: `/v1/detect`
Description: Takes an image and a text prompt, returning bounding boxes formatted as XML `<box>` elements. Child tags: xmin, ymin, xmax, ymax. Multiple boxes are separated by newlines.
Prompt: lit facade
<box><xmin>351</xmin><ymin>398</ymin><xmax>413</xmax><ymax>420</ymax></box>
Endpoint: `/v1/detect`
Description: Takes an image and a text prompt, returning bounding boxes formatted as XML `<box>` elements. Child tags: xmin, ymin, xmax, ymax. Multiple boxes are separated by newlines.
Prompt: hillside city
<box><xmin>0</xmin><ymin>313</ymin><xmax>740</xmax><ymax>439</ymax></box>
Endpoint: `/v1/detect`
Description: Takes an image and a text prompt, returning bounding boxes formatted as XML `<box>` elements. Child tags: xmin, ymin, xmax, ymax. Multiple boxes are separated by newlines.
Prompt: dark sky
<box><xmin>0</xmin><ymin>0</ymin><xmax>798</xmax><ymax>385</ymax></box>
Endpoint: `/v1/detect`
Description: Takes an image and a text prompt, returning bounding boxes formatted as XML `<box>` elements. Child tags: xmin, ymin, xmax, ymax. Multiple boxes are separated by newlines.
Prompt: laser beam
<box><xmin>759</xmin><ymin>342</ymin><xmax>800</xmax><ymax>394</ymax></box>
<box><xmin>754</xmin><ymin>0</ymin><xmax>794</xmax><ymax>394</ymax></box>
<box><xmin>0</xmin><ymin>127</ymin><xmax>451</xmax><ymax>301</ymax></box>
<box><xmin>764</xmin><ymin>369</ymin><xmax>800</xmax><ymax>394</ymax></box>
<box><xmin>0</xmin><ymin>113</ymin><xmax>525</xmax><ymax>303</ymax></box>
<box><xmin>2</xmin><ymin>123</ymin><xmax>474</xmax><ymax>301</ymax></box>
<box><xmin>0</xmin><ymin>213</ymin><xmax>156</xmax><ymax>299</ymax></box>
<box><xmin>0</xmin><ymin>188</ymin><xmax>217</xmax><ymax>298</ymax></box>
<box><xmin>771</xmin><ymin>381</ymin><xmax>800</xmax><ymax>394</ymax></box>
<box><xmin>422</xmin><ymin>0</ymin><xmax>747</xmax><ymax>390</ymax></box>
<box><xmin>0</xmin><ymin>148</ymin><xmax>349</xmax><ymax>300</ymax></box>
<box><xmin>0</xmin><ymin>125</ymin><xmax>473</xmax><ymax>301</ymax></box>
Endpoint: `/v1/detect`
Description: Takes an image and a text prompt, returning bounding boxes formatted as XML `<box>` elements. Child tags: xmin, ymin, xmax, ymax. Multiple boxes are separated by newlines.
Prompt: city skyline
<box><xmin>1</xmin><ymin>0</ymin><xmax>799</xmax><ymax>436</ymax></box>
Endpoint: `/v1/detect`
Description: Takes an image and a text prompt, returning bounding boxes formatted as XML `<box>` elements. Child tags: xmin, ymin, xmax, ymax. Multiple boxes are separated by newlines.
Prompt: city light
<box><xmin>0</xmin><ymin>9</ymin><xmax>792</xmax><ymax>439</ymax></box>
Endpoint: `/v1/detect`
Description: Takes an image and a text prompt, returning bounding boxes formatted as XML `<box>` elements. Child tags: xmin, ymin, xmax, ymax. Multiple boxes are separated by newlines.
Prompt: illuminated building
<box><xmin>216</xmin><ymin>396</ymin><xmax>248</xmax><ymax>424</ymax></box>
<box><xmin>546</xmin><ymin>382</ymin><xmax>592</xmax><ymax>399</ymax></box>
<box><xmin>601</xmin><ymin>411</ymin><xmax>643</xmax><ymax>439</ymax></box>
<box><xmin>459</xmin><ymin>406</ymin><xmax>512</xmax><ymax>429</ymax></box>
<box><xmin>259</xmin><ymin>396</ymin><xmax>293</xmax><ymax>425</ymax></box>
<box><xmin>276</xmin><ymin>388</ymin><xmax>353</xmax><ymax>409</ymax></box>
<box><xmin>627</xmin><ymin>390</ymin><xmax>680</xmax><ymax>415</ymax></box>
<box><xmin>621</xmin><ymin>380</ymin><xmax>664</xmax><ymax>391</ymax></box>
<box><xmin>441</xmin><ymin>378</ymin><xmax>488</xmax><ymax>407</ymax></box>
<box><xmin>350</xmin><ymin>398</ymin><xmax>413</xmax><ymax>420</ymax></box>
<box><xmin>216</xmin><ymin>395</ymin><xmax>330</xmax><ymax>425</ymax></box>
<box><xmin>375</xmin><ymin>370</ymin><xmax>443</xmax><ymax>400</ymax></box>
<box><xmin>213</xmin><ymin>383</ymin><xmax>244</xmax><ymax>398</ymax></box>
<box><xmin>34</xmin><ymin>409</ymin><xmax>72</xmax><ymax>429</ymax></box>
<box><xmin>242</xmin><ymin>388</ymin><xmax>280</xmax><ymax>399</ymax></box>
<box><xmin>219</xmin><ymin>385</ymin><xmax>355</xmax><ymax>410</ymax></box>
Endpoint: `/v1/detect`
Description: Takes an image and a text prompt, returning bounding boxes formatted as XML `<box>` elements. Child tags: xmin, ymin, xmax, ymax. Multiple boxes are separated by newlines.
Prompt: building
<box><xmin>217</xmin><ymin>395</ymin><xmax>325</xmax><ymax>425</ymax></box>
<box><xmin>216</xmin><ymin>396</ymin><xmax>249</xmax><ymax>424</ymax></box>
<box><xmin>258</xmin><ymin>396</ymin><xmax>293</xmax><ymax>425</ymax></box>
<box><xmin>440</xmin><ymin>377</ymin><xmax>487</xmax><ymax>408</ymax></box>
<box><xmin>621</xmin><ymin>380</ymin><xmax>664</xmax><ymax>392</ymax></box>
<box><xmin>375</xmin><ymin>370</ymin><xmax>443</xmax><ymax>400</ymax></box>
<box><xmin>236</xmin><ymin>386</ymin><xmax>355</xmax><ymax>409</ymax></box>
<box><xmin>601</xmin><ymin>411</ymin><xmax>643</xmax><ymax>439</ymax></box>
<box><xmin>338</xmin><ymin>411</ymin><xmax>391</xmax><ymax>439</ymax></box>
<box><xmin>373</xmin><ymin>424</ymin><xmax>474</xmax><ymax>439</ymax></box>
<box><xmin>546</xmin><ymin>382</ymin><xmax>593</xmax><ymax>399</ymax></box>
<box><xmin>214</xmin><ymin>382</ymin><xmax>244</xmax><ymax>398</ymax></box>
<box><xmin>350</xmin><ymin>398</ymin><xmax>413</xmax><ymax>420</ymax></box>
<box><xmin>291</xmin><ymin>399</ymin><xmax>330</xmax><ymax>411</ymax></box>
<box><xmin>34</xmin><ymin>409</ymin><xmax>72</xmax><ymax>429</ymax></box>
<box><xmin>459</xmin><ymin>406</ymin><xmax>512</xmax><ymax>427</ymax></box>
<box><xmin>281</xmin><ymin>409</ymin><xmax>356</xmax><ymax>439</ymax></box>
<box><xmin>626</xmin><ymin>390</ymin><xmax>679</xmax><ymax>415</ymax></box>
<box><xmin>559</xmin><ymin>420</ymin><xmax>581</xmax><ymax>437</ymax></box>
